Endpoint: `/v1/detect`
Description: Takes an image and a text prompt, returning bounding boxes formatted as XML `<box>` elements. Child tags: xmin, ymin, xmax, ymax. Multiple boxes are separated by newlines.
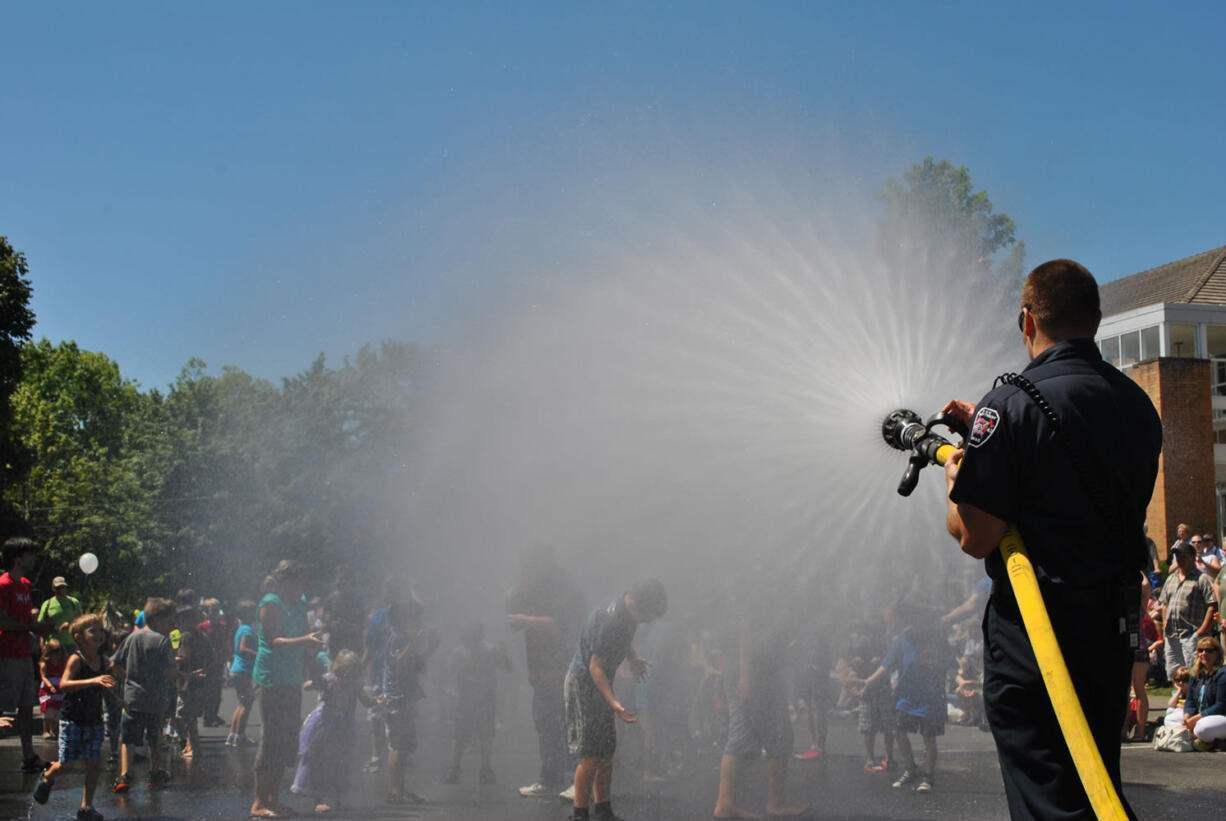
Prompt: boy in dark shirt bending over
<box><xmin>565</xmin><ymin>580</ymin><xmax>667</xmax><ymax>821</ymax></box>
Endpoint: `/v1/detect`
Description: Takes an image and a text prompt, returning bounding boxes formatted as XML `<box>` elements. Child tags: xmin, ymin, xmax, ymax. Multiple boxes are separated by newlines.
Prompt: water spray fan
<box><xmin>881</xmin><ymin>409</ymin><xmax>966</xmax><ymax>496</ymax></box>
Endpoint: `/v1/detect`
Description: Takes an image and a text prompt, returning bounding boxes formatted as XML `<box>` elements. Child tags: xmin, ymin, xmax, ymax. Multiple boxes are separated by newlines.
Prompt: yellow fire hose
<box><xmin>932</xmin><ymin>442</ymin><xmax>1129</xmax><ymax>820</ymax></box>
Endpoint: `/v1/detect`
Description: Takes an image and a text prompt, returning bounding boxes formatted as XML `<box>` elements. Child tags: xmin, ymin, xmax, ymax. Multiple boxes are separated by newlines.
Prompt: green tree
<box><xmin>879</xmin><ymin>157</ymin><xmax>1025</xmax><ymax>285</ymax></box>
<box><xmin>150</xmin><ymin>342</ymin><xmax>420</xmax><ymax>600</ymax></box>
<box><xmin>1</xmin><ymin>334</ymin><xmax>422</xmax><ymax>603</ymax></box>
<box><xmin>324</xmin><ymin>340</ymin><xmax>420</xmax><ymax>573</ymax></box>
<box><xmin>2</xmin><ymin>339</ymin><xmax>164</xmax><ymax>596</ymax></box>
<box><xmin>263</xmin><ymin>341</ymin><xmax>421</xmax><ymax>580</ymax></box>
<box><xmin>154</xmin><ymin>359</ymin><xmax>282</xmax><ymax>601</ymax></box>
<box><xmin>0</xmin><ymin>237</ymin><xmax>36</xmax><ymax>509</ymax></box>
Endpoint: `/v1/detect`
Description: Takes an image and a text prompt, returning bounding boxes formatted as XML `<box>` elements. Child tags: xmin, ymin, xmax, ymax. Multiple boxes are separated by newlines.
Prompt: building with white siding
<box><xmin>1097</xmin><ymin>245</ymin><xmax>1226</xmax><ymax>553</ymax></box>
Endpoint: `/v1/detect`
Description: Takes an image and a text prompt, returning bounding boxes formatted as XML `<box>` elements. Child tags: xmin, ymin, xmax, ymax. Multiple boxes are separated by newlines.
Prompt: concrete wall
<box><xmin>1129</xmin><ymin>358</ymin><xmax>1217</xmax><ymax>559</ymax></box>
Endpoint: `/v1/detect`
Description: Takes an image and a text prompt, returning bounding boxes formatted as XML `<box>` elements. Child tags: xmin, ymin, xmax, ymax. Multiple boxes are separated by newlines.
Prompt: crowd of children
<box><xmin>2</xmin><ymin>534</ymin><xmax>1043</xmax><ymax>821</ymax></box>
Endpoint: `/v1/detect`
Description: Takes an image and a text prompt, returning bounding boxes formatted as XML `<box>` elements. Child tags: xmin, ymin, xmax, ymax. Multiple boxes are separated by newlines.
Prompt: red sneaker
<box><xmin>794</xmin><ymin>747</ymin><xmax>823</xmax><ymax>760</ymax></box>
<box><xmin>863</xmin><ymin>760</ymin><xmax>888</xmax><ymax>773</ymax></box>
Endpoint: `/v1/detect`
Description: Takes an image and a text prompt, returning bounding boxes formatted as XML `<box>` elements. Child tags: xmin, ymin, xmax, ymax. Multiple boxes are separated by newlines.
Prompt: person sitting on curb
<box><xmin>1183</xmin><ymin>636</ymin><xmax>1226</xmax><ymax>751</ymax></box>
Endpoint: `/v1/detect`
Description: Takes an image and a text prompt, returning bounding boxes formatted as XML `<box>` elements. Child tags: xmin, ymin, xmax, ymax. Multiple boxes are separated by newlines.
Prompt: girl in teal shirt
<box><xmin>250</xmin><ymin>561</ymin><xmax>325</xmax><ymax>820</ymax></box>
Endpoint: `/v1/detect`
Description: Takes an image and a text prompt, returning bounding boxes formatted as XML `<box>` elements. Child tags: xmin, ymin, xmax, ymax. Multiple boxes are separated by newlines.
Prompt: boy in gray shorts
<box><xmin>565</xmin><ymin>580</ymin><xmax>666</xmax><ymax>821</ymax></box>
<box><xmin>109</xmin><ymin>598</ymin><xmax>177</xmax><ymax>793</ymax></box>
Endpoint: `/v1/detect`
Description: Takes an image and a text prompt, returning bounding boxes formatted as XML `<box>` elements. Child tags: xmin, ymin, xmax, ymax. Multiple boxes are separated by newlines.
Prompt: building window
<box><xmin>1098</xmin><ymin>326</ymin><xmax>1161</xmax><ymax>368</ymax></box>
<box><xmin>1218</xmin><ymin>487</ymin><xmax>1226</xmax><ymax>545</ymax></box>
<box><xmin>1170</xmin><ymin>323</ymin><xmax>1198</xmax><ymax>358</ymax></box>
<box><xmin>1213</xmin><ymin>362</ymin><xmax>1226</xmax><ymax>399</ymax></box>
<box><xmin>1121</xmin><ymin>331</ymin><xmax>1142</xmax><ymax>366</ymax></box>
<box><xmin>1141</xmin><ymin>325</ymin><xmax>1160</xmax><ymax>360</ymax></box>
<box><xmin>1207</xmin><ymin>326</ymin><xmax>1226</xmax><ymax>358</ymax></box>
<box><xmin>1100</xmin><ymin>336</ymin><xmax>1121</xmax><ymax>367</ymax></box>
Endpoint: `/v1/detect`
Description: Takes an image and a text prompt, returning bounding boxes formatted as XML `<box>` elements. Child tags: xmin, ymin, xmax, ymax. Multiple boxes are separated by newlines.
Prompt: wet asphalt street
<box><xmin>2</xmin><ymin>688</ymin><xmax>1222</xmax><ymax>821</ymax></box>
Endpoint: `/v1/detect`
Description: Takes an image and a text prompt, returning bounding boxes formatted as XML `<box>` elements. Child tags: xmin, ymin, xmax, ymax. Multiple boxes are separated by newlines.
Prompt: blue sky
<box><xmin>2</xmin><ymin>1</ymin><xmax>1223</xmax><ymax>390</ymax></box>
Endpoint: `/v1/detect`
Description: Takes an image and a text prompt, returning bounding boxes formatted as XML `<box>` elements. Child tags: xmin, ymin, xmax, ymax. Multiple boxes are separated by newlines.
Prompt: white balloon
<box><xmin>78</xmin><ymin>553</ymin><xmax>99</xmax><ymax>575</ymax></box>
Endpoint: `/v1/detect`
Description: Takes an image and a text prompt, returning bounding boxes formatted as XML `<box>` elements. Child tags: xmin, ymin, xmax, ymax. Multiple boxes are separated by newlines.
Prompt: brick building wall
<box><xmin>1128</xmin><ymin>358</ymin><xmax>1216</xmax><ymax>559</ymax></box>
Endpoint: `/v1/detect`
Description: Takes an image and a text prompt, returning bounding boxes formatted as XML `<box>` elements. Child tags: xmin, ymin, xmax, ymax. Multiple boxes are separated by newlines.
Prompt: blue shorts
<box><xmin>120</xmin><ymin>709</ymin><xmax>163</xmax><ymax>746</ymax></box>
<box><xmin>58</xmin><ymin>720</ymin><xmax>105</xmax><ymax>764</ymax></box>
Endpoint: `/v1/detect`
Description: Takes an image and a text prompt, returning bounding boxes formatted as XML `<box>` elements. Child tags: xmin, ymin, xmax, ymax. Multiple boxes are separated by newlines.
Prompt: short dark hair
<box><xmin>144</xmin><ymin>597</ymin><xmax>175</xmax><ymax>624</ymax></box>
<box><xmin>234</xmin><ymin>600</ymin><xmax>257</xmax><ymax>623</ymax></box>
<box><xmin>1021</xmin><ymin>259</ymin><xmax>1101</xmax><ymax>341</ymax></box>
<box><xmin>1</xmin><ymin>537</ymin><xmax>36</xmax><ymax>569</ymax></box>
<box><xmin>176</xmin><ymin>606</ymin><xmax>200</xmax><ymax>631</ymax></box>
<box><xmin>629</xmin><ymin>579</ymin><xmax>668</xmax><ymax>620</ymax></box>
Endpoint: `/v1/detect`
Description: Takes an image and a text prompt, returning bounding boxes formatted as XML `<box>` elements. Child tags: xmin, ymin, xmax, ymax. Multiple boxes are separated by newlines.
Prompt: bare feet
<box><xmin>766</xmin><ymin>805</ymin><xmax>808</xmax><ymax>817</ymax></box>
<box><xmin>314</xmin><ymin>803</ymin><xmax>333</xmax><ymax>814</ymax></box>
<box><xmin>714</xmin><ymin>805</ymin><xmax>761</xmax><ymax>819</ymax></box>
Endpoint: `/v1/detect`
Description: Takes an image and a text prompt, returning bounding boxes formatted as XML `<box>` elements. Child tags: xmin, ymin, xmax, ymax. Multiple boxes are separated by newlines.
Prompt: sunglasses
<box><xmin>1196</xmin><ymin>648</ymin><xmax>1218</xmax><ymax>654</ymax></box>
<box><xmin>1017</xmin><ymin>306</ymin><xmax>1028</xmax><ymax>333</ymax></box>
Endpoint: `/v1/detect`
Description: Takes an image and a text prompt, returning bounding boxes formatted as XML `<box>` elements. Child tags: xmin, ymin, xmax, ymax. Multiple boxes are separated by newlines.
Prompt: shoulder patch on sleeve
<box><xmin>968</xmin><ymin>407</ymin><xmax>1000</xmax><ymax>448</ymax></box>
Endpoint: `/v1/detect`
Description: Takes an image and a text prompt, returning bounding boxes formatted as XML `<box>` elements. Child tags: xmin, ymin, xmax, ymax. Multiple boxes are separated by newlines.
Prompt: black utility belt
<box><xmin>992</xmin><ymin>576</ymin><xmax>1126</xmax><ymax>602</ymax></box>
<box><xmin>990</xmin><ymin>575</ymin><xmax>1139</xmax><ymax>613</ymax></box>
<box><xmin>992</xmin><ymin>574</ymin><xmax>1140</xmax><ymax>641</ymax></box>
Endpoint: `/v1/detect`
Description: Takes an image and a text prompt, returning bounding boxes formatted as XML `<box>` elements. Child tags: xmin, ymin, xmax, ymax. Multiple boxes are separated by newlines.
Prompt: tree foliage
<box><xmin>0</xmin><ymin>239</ymin><xmax>423</xmax><ymax>605</ymax></box>
<box><xmin>0</xmin><ymin>335</ymin><xmax>421</xmax><ymax>605</ymax></box>
<box><xmin>0</xmin><ymin>237</ymin><xmax>36</xmax><ymax>498</ymax></box>
<box><xmin>3</xmin><ymin>340</ymin><xmax>161</xmax><ymax>594</ymax></box>
<box><xmin>879</xmin><ymin>157</ymin><xmax>1026</xmax><ymax>286</ymax></box>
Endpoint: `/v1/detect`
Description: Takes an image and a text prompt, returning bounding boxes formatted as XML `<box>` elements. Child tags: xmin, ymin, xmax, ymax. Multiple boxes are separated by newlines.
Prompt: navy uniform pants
<box><xmin>983</xmin><ymin>583</ymin><xmax>1136</xmax><ymax>821</ymax></box>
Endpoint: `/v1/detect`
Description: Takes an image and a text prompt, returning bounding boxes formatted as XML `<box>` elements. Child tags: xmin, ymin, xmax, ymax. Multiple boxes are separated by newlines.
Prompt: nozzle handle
<box><xmin>897</xmin><ymin>452</ymin><xmax>926</xmax><ymax>497</ymax></box>
<box><xmin>925</xmin><ymin>411</ymin><xmax>968</xmax><ymax>441</ymax></box>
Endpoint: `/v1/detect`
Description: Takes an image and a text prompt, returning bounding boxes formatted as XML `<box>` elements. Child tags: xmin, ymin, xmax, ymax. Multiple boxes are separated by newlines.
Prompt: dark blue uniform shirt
<box><xmin>951</xmin><ymin>339</ymin><xmax>1162</xmax><ymax>587</ymax></box>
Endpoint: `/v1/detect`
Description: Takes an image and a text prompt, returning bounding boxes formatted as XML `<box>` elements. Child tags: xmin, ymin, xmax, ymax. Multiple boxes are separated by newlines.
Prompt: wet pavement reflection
<box><xmin>2</xmin><ymin>690</ymin><xmax>1222</xmax><ymax>820</ymax></box>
